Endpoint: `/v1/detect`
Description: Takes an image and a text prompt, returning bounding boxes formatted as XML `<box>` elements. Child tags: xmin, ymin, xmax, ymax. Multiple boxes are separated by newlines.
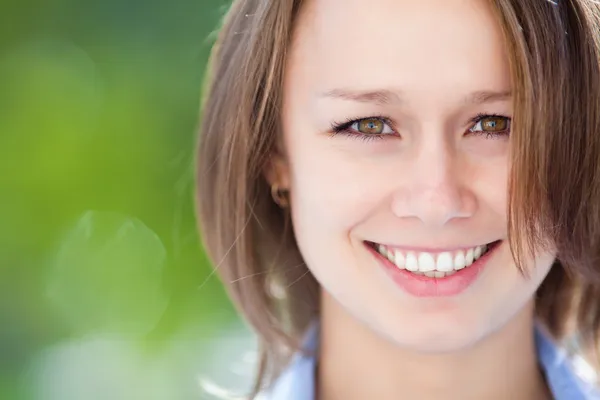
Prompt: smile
<box><xmin>366</xmin><ymin>240</ymin><xmax>503</xmax><ymax>297</ymax></box>
<box><xmin>369</xmin><ymin>241</ymin><xmax>499</xmax><ymax>278</ymax></box>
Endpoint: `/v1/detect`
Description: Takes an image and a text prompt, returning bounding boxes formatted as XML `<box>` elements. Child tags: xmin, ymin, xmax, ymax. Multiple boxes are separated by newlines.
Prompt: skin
<box><xmin>270</xmin><ymin>0</ymin><xmax>556</xmax><ymax>398</ymax></box>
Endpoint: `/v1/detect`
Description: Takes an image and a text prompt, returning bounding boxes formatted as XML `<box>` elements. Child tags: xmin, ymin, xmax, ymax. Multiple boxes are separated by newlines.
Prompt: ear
<box><xmin>264</xmin><ymin>151</ymin><xmax>290</xmax><ymax>189</ymax></box>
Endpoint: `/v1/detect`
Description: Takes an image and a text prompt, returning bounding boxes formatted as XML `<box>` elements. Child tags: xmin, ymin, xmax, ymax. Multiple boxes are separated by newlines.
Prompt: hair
<box><xmin>196</xmin><ymin>0</ymin><xmax>600</xmax><ymax>397</ymax></box>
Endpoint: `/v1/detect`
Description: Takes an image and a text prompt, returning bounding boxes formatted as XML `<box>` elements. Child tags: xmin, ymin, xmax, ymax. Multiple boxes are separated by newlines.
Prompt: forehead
<box><xmin>286</xmin><ymin>0</ymin><xmax>510</xmax><ymax>107</ymax></box>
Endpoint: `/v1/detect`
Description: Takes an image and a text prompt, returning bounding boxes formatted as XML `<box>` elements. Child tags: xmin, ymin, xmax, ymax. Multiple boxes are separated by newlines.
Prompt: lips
<box><xmin>366</xmin><ymin>240</ymin><xmax>502</xmax><ymax>297</ymax></box>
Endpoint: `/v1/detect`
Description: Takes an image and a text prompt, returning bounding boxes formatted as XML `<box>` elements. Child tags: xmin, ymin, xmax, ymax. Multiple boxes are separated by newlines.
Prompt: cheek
<box><xmin>469</xmin><ymin>157</ymin><xmax>509</xmax><ymax>221</ymax></box>
<box><xmin>286</xmin><ymin>142</ymin><xmax>386</xmax><ymax>288</ymax></box>
<box><xmin>288</xmin><ymin>141</ymin><xmax>388</xmax><ymax>231</ymax></box>
<box><xmin>478</xmin><ymin>243</ymin><xmax>554</xmax><ymax>330</ymax></box>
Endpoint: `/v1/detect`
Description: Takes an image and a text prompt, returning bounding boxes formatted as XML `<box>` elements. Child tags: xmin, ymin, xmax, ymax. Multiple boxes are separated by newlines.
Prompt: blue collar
<box><xmin>266</xmin><ymin>323</ymin><xmax>599</xmax><ymax>400</ymax></box>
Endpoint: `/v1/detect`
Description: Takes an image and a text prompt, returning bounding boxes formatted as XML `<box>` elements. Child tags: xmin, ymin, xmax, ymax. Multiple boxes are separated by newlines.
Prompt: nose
<box><xmin>390</xmin><ymin>136</ymin><xmax>476</xmax><ymax>226</ymax></box>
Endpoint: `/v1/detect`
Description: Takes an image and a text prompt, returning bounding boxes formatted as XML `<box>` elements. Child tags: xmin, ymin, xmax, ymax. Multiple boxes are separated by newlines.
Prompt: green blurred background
<box><xmin>0</xmin><ymin>0</ymin><xmax>253</xmax><ymax>398</ymax></box>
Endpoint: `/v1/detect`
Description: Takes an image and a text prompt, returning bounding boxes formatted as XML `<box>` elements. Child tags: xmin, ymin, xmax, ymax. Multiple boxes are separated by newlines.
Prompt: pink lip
<box><xmin>367</xmin><ymin>241</ymin><xmax>501</xmax><ymax>297</ymax></box>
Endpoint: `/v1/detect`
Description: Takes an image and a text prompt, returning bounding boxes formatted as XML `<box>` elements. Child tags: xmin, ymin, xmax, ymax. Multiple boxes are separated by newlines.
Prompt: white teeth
<box><xmin>374</xmin><ymin>241</ymin><xmax>496</xmax><ymax>275</ymax></box>
<box><xmin>436</xmin><ymin>252</ymin><xmax>454</xmax><ymax>272</ymax></box>
<box><xmin>387</xmin><ymin>249</ymin><xmax>396</xmax><ymax>263</ymax></box>
<box><xmin>405</xmin><ymin>252</ymin><xmax>419</xmax><ymax>271</ymax></box>
<box><xmin>417</xmin><ymin>252</ymin><xmax>436</xmax><ymax>272</ymax></box>
<box><xmin>465</xmin><ymin>248</ymin><xmax>474</xmax><ymax>266</ymax></box>
<box><xmin>423</xmin><ymin>271</ymin><xmax>456</xmax><ymax>278</ymax></box>
<box><xmin>394</xmin><ymin>250</ymin><xmax>405</xmax><ymax>269</ymax></box>
<box><xmin>454</xmin><ymin>251</ymin><xmax>466</xmax><ymax>270</ymax></box>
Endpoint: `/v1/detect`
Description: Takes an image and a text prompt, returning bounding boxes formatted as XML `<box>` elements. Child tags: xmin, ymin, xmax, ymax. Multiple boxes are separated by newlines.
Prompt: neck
<box><xmin>318</xmin><ymin>291</ymin><xmax>550</xmax><ymax>400</ymax></box>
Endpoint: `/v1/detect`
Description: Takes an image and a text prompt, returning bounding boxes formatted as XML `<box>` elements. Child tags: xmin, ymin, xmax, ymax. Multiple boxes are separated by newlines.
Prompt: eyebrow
<box><xmin>319</xmin><ymin>88</ymin><xmax>512</xmax><ymax>105</ymax></box>
<box><xmin>320</xmin><ymin>88</ymin><xmax>402</xmax><ymax>105</ymax></box>
<box><xmin>466</xmin><ymin>90</ymin><xmax>512</xmax><ymax>104</ymax></box>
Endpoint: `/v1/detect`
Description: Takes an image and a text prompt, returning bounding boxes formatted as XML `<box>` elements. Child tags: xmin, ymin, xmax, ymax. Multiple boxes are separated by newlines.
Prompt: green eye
<box><xmin>357</xmin><ymin>118</ymin><xmax>385</xmax><ymax>134</ymax></box>
<box><xmin>350</xmin><ymin>117</ymin><xmax>394</xmax><ymax>135</ymax></box>
<box><xmin>332</xmin><ymin>116</ymin><xmax>395</xmax><ymax>138</ymax></box>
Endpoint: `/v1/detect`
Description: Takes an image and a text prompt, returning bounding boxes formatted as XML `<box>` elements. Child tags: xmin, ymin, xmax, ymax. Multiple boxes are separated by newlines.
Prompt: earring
<box><xmin>271</xmin><ymin>184</ymin><xmax>289</xmax><ymax>207</ymax></box>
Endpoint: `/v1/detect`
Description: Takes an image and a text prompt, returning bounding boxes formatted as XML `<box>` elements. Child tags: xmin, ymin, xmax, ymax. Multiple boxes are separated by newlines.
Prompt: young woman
<box><xmin>196</xmin><ymin>0</ymin><xmax>600</xmax><ymax>398</ymax></box>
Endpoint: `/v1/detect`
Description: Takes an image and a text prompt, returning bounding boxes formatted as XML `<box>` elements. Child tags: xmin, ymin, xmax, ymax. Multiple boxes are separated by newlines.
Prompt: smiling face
<box><xmin>274</xmin><ymin>0</ymin><xmax>556</xmax><ymax>351</ymax></box>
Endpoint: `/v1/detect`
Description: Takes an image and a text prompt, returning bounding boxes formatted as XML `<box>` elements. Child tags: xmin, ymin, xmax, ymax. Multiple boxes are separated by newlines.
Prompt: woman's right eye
<box><xmin>333</xmin><ymin>117</ymin><xmax>396</xmax><ymax>136</ymax></box>
<box><xmin>352</xmin><ymin>118</ymin><xmax>394</xmax><ymax>135</ymax></box>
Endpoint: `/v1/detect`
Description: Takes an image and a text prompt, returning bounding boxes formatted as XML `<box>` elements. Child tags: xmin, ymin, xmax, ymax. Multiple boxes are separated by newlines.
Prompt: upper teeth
<box><xmin>376</xmin><ymin>244</ymin><xmax>489</xmax><ymax>273</ymax></box>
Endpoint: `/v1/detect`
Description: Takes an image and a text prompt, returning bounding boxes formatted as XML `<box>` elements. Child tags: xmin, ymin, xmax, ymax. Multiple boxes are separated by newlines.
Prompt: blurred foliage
<box><xmin>0</xmin><ymin>0</ymin><xmax>246</xmax><ymax>398</ymax></box>
<box><xmin>47</xmin><ymin>211</ymin><xmax>169</xmax><ymax>337</ymax></box>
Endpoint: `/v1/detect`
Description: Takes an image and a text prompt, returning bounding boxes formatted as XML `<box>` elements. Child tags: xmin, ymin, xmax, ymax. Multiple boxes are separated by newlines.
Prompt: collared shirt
<box><xmin>265</xmin><ymin>323</ymin><xmax>600</xmax><ymax>400</ymax></box>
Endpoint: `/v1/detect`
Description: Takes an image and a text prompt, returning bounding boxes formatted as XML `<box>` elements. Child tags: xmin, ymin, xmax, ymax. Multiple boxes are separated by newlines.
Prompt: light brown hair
<box><xmin>196</xmin><ymin>0</ymin><xmax>600</xmax><ymax>397</ymax></box>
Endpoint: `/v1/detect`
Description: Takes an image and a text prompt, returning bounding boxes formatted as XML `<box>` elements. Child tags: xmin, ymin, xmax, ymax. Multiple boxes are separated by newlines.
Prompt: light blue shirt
<box><xmin>266</xmin><ymin>323</ymin><xmax>600</xmax><ymax>400</ymax></box>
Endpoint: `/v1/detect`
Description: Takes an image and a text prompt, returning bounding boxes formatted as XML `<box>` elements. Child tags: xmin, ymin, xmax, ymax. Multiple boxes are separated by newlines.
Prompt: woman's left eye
<box><xmin>468</xmin><ymin>115</ymin><xmax>511</xmax><ymax>136</ymax></box>
<box><xmin>351</xmin><ymin>118</ymin><xmax>395</xmax><ymax>135</ymax></box>
<box><xmin>332</xmin><ymin>117</ymin><xmax>395</xmax><ymax>137</ymax></box>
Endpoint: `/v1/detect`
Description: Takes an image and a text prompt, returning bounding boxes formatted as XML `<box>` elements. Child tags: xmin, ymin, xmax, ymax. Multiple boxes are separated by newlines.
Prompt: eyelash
<box><xmin>468</xmin><ymin>113</ymin><xmax>511</xmax><ymax>139</ymax></box>
<box><xmin>330</xmin><ymin>115</ymin><xmax>394</xmax><ymax>142</ymax></box>
<box><xmin>329</xmin><ymin>113</ymin><xmax>511</xmax><ymax>141</ymax></box>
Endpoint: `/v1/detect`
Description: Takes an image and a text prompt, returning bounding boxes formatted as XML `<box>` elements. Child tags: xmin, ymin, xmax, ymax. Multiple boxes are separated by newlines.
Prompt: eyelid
<box><xmin>331</xmin><ymin>116</ymin><xmax>397</xmax><ymax>134</ymax></box>
<box><xmin>350</xmin><ymin>119</ymin><xmax>395</xmax><ymax>134</ymax></box>
<box><xmin>468</xmin><ymin>114</ymin><xmax>511</xmax><ymax>132</ymax></box>
<box><xmin>465</xmin><ymin>114</ymin><xmax>512</xmax><ymax>142</ymax></box>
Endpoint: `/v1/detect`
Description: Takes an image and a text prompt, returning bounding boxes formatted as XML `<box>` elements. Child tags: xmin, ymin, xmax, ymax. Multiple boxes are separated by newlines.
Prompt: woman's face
<box><xmin>277</xmin><ymin>0</ymin><xmax>555</xmax><ymax>351</ymax></box>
